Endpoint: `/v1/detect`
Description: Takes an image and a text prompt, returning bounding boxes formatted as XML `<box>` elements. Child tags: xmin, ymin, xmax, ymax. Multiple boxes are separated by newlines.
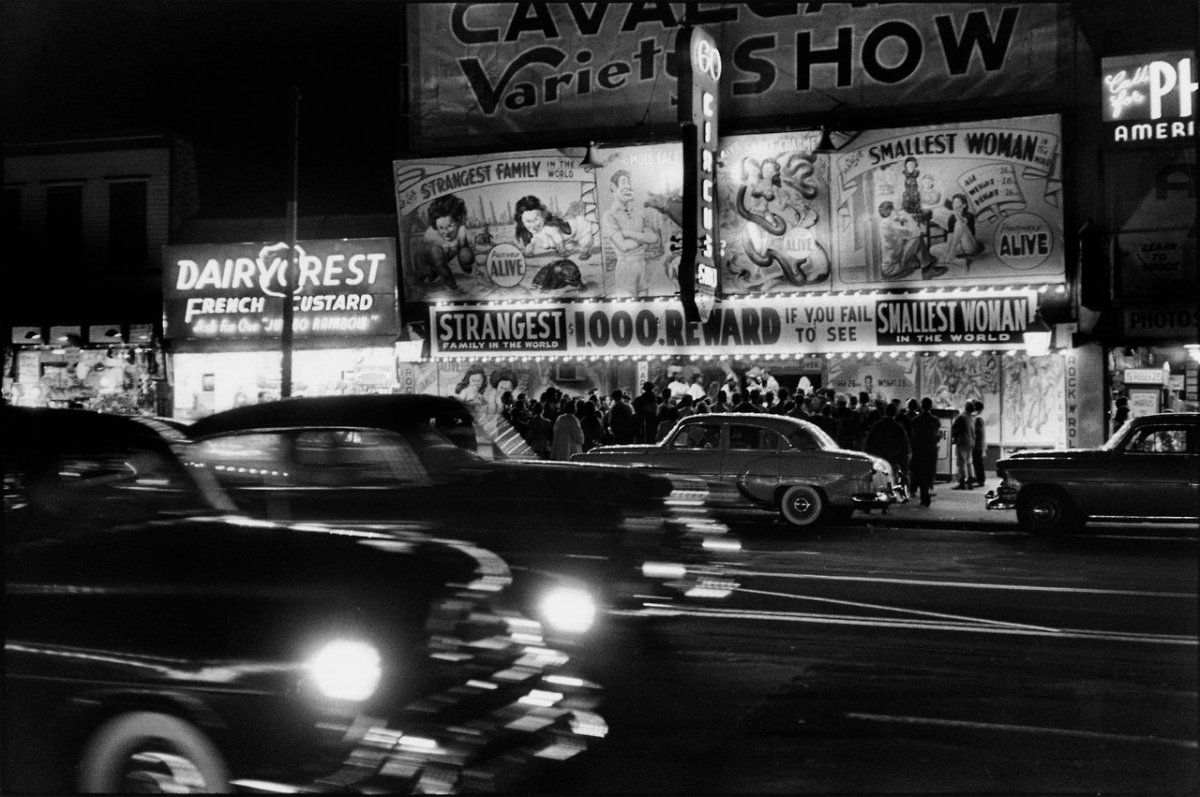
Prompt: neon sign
<box><xmin>676</xmin><ymin>25</ymin><xmax>722</xmax><ymax>323</ymax></box>
<box><xmin>1101</xmin><ymin>52</ymin><xmax>1196</xmax><ymax>146</ymax></box>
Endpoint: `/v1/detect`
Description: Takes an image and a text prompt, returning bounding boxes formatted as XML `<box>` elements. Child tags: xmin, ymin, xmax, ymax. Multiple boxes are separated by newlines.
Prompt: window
<box><xmin>192</xmin><ymin>429</ymin><xmax>431</xmax><ymax>488</ymax></box>
<box><xmin>45</xmin><ymin>184</ymin><xmax>83</xmax><ymax>267</ymax></box>
<box><xmin>109</xmin><ymin>181</ymin><xmax>148</xmax><ymax>267</ymax></box>
<box><xmin>729</xmin><ymin>425</ymin><xmax>783</xmax><ymax>451</ymax></box>
<box><xmin>3</xmin><ymin>187</ymin><xmax>21</xmax><ymax>263</ymax></box>
<box><xmin>1124</xmin><ymin>426</ymin><xmax>1190</xmax><ymax>454</ymax></box>
<box><xmin>7</xmin><ymin>443</ymin><xmax>208</xmax><ymax>544</ymax></box>
<box><xmin>669</xmin><ymin>422</ymin><xmax>721</xmax><ymax>449</ymax></box>
<box><xmin>787</xmin><ymin>428</ymin><xmax>824</xmax><ymax>450</ymax></box>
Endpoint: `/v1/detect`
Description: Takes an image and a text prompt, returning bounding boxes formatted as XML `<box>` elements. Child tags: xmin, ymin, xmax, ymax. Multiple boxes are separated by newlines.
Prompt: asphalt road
<box><xmin>534</xmin><ymin>520</ymin><xmax>1199</xmax><ymax>794</ymax></box>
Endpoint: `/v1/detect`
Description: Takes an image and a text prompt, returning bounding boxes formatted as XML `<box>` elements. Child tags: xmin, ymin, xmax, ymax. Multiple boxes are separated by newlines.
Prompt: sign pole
<box><xmin>282</xmin><ymin>86</ymin><xmax>300</xmax><ymax>398</ymax></box>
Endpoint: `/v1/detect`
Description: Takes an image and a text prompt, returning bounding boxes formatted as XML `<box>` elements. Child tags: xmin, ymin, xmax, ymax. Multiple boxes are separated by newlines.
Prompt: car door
<box><xmin>1107</xmin><ymin>422</ymin><xmax>1199</xmax><ymax>519</ymax></box>
<box><xmin>654</xmin><ymin>420</ymin><xmax>725</xmax><ymax>480</ymax></box>
<box><xmin>721</xmin><ymin>422</ymin><xmax>784</xmax><ymax>484</ymax></box>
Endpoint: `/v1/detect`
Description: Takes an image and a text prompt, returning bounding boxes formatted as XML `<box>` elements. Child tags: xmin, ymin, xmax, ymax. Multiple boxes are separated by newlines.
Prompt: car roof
<box><xmin>1127</xmin><ymin>412</ymin><xmax>1200</xmax><ymax>424</ymax></box>
<box><xmin>677</xmin><ymin>412</ymin><xmax>820</xmax><ymax>432</ymax></box>
<box><xmin>3</xmin><ymin>405</ymin><xmax>177</xmax><ymax>453</ymax></box>
<box><xmin>187</xmin><ymin>394</ymin><xmax>474</xmax><ymax>438</ymax></box>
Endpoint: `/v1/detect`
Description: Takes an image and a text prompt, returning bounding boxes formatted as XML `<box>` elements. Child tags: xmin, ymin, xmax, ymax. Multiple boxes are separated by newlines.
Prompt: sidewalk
<box><xmin>857</xmin><ymin>480</ymin><xmax>1012</xmax><ymax>530</ymax></box>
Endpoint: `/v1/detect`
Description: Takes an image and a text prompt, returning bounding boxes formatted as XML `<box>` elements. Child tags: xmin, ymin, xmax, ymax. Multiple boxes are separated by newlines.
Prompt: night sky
<box><xmin>2</xmin><ymin>0</ymin><xmax>406</xmax><ymax>218</ymax></box>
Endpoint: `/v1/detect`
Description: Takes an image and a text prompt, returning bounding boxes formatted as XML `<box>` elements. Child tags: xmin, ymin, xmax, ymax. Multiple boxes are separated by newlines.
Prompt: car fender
<box><xmin>734</xmin><ymin>453</ymin><xmax>861</xmax><ymax>507</ymax></box>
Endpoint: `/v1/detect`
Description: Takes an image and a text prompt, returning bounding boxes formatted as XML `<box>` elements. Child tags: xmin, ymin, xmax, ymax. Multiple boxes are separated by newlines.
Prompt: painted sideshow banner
<box><xmin>1106</xmin><ymin>147</ymin><xmax>1197</xmax><ymax>300</ymax></box>
<box><xmin>1001</xmin><ymin>353</ymin><xmax>1066</xmax><ymax>447</ymax></box>
<box><xmin>409</xmin><ymin>4</ymin><xmax>1060</xmax><ymax>149</ymax></box>
<box><xmin>827</xmin><ymin>355</ymin><xmax>919</xmax><ymax>406</ymax></box>
<box><xmin>591</xmin><ymin>142</ymin><xmax>684</xmax><ymax>299</ymax></box>
<box><xmin>393</xmin><ymin>149</ymin><xmax>602</xmax><ymax>302</ymax></box>
<box><xmin>718</xmin><ymin>131</ymin><xmax>834</xmax><ymax>295</ymax></box>
<box><xmin>919</xmin><ymin>352</ymin><xmax>1002</xmax><ymax>446</ymax></box>
<box><xmin>830</xmin><ymin>115</ymin><xmax>1065</xmax><ymax>291</ymax></box>
<box><xmin>429</xmin><ymin>289</ymin><xmax>1038</xmax><ymax>359</ymax></box>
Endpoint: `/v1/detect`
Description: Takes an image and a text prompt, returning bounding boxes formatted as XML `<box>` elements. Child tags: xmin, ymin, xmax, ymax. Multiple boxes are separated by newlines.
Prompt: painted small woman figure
<box><xmin>940</xmin><ymin>193</ymin><xmax>986</xmax><ymax>265</ymax></box>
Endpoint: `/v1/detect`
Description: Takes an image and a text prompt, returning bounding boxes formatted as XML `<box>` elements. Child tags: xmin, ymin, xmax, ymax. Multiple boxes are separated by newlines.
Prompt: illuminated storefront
<box><xmin>1098</xmin><ymin>50</ymin><xmax>1198</xmax><ymax>430</ymax></box>
<box><xmin>393</xmin><ymin>114</ymin><xmax>1102</xmax><ymax>455</ymax></box>
<box><xmin>3</xmin><ymin>323</ymin><xmax>163</xmax><ymax>413</ymax></box>
<box><xmin>162</xmin><ymin>238</ymin><xmax>403</xmax><ymax>419</ymax></box>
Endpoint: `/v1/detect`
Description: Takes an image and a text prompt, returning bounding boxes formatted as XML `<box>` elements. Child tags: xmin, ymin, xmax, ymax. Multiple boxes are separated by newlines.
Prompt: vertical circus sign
<box><xmin>676</xmin><ymin>25</ymin><xmax>721</xmax><ymax>323</ymax></box>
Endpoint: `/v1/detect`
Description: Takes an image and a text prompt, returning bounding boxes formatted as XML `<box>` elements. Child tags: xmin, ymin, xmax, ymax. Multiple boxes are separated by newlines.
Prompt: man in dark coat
<box><xmin>971</xmin><ymin>399</ymin><xmax>987</xmax><ymax>487</ymax></box>
<box><xmin>865</xmin><ymin>402</ymin><xmax>911</xmax><ymax>495</ymax></box>
<box><xmin>810</xmin><ymin>403</ymin><xmax>841</xmax><ymax>439</ymax></box>
<box><xmin>909</xmin><ymin>397</ymin><xmax>941</xmax><ymax>507</ymax></box>
<box><xmin>631</xmin><ymin>382</ymin><xmax>659</xmax><ymax>443</ymax></box>
<box><xmin>607</xmin><ymin>389</ymin><xmax>639</xmax><ymax>444</ymax></box>
<box><xmin>834</xmin><ymin>395</ymin><xmax>860</xmax><ymax>450</ymax></box>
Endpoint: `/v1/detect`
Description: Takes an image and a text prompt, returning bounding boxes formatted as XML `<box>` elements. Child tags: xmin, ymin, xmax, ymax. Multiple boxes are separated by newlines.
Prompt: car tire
<box><xmin>779</xmin><ymin>485</ymin><xmax>825</xmax><ymax>527</ymax></box>
<box><xmin>1016</xmin><ymin>488</ymin><xmax>1081</xmax><ymax>537</ymax></box>
<box><xmin>78</xmin><ymin>711</ymin><xmax>231</xmax><ymax>794</ymax></box>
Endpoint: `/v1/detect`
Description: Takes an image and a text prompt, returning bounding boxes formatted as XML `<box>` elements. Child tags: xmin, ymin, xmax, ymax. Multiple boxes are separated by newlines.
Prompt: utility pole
<box><xmin>281</xmin><ymin>86</ymin><xmax>300</xmax><ymax>397</ymax></box>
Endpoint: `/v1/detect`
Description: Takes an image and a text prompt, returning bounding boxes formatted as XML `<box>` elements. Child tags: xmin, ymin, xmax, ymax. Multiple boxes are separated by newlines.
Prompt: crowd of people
<box><xmin>490</xmin><ymin>379</ymin><xmax>989</xmax><ymax>508</ymax></box>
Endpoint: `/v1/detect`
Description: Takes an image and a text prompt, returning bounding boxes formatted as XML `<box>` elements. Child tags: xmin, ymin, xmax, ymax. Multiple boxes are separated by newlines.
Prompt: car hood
<box><xmin>12</xmin><ymin>514</ymin><xmax>498</xmax><ymax>606</ymax></box>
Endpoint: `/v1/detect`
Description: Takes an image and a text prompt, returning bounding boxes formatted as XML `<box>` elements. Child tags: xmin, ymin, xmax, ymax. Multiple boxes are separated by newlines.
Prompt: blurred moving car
<box><xmin>571</xmin><ymin>413</ymin><xmax>903</xmax><ymax>528</ymax></box>
<box><xmin>184</xmin><ymin>395</ymin><xmax>740</xmax><ymax>635</ymax></box>
<box><xmin>3</xmin><ymin>406</ymin><xmax>605</xmax><ymax>794</ymax></box>
<box><xmin>986</xmin><ymin>412</ymin><xmax>1200</xmax><ymax>536</ymax></box>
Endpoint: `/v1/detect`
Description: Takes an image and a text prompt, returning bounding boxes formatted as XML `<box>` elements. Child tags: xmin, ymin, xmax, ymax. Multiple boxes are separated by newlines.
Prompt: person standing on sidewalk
<box><xmin>951</xmin><ymin>403</ymin><xmax>976</xmax><ymax>489</ymax></box>
<box><xmin>970</xmin><ymin>399</ymin><xmax>987</xmax><ymax>487</ymax></box>
<box><xmin>865</xmin><ymin>403</ymin><xmax>911</xmax><ymax>498</ymax></box>
<box><xmin>909</xmin><ymin>397</ymin><xmax>941</xmax><ymax>507</ymax></box>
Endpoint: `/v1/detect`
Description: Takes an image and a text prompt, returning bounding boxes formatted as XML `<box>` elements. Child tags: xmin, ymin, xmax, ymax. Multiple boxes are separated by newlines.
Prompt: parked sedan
<box><xmin>184</xmin><ymin>395</ymin><xmax>740</xmax><ymax>632</ymax></box>
<box><xmin>986</xmin><ymin>412</ymin><xmax>1199</xmax><ymax>536</ymax></box>
<box><xmin>572</xmin><ymin>413</ymin><xmax>902</xmax><ymax>527</ymax></box>
<box><xmin>3</xmin><ymin>406</ymin><xmax>605</xmax><ymax>794</ymax></box>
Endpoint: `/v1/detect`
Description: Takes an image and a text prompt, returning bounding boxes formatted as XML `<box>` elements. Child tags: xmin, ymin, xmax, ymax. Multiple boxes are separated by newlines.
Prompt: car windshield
<box><xmin>190</xmin><ymin>427</ymin><xmax>444</xmax><ymax>487</ymax></box>
<box><xmin>5</xmin><ymin>432</ymin><xmax>232</xmax><ymax>546</ymax></box>
<box><xmin>1101</xmin><ymin>419</ymin><xmax>1137</xmax><ymax>451</ymax></box>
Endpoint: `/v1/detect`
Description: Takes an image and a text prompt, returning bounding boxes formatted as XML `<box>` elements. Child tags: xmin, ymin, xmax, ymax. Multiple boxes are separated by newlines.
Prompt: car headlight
<box><xmin>308</xmin><ymin>640</ymin><xmax>382</xmax><ymax>702</ymax></box>
<box><xmin>871</xmin><ymin>458</ymin><xmax>894</xmax><ymax>478</ymax></box>
<box><xmin>538</xmin><ymin>586</ymin><xmax>597</xmax><ymax>635</ymax></box>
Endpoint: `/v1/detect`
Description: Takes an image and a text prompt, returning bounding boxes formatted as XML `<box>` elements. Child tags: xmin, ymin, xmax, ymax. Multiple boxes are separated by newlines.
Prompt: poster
<box><xmin>408</xmin><ymin>4</ymin><xmax>1061</xmax><ymax>149</ymax></box>
<box><xmin>1001</xmin><ymin>352</ymin><xmax>1066</xmax><ymax>447</ymax></box>
<box><xmin>1106</xmin><ymin>147</ymin><xmax>1197</xmax><ymax>300</ymax></box>
<box><xmin>393</xmin><ymin>149</ymin><xmax>603</xmax><ymax>302</ymax></box>
<box><xmin>590</xmin><ymin>142</ymin><xmax>685</xmax><ymax>299</ymax></box>
<box><xmin>827</xmin><ymin>355</ymin><xmax>918</xmax><ymax>406</ymax></box>
<box><xmin>829</xmin><ymin>115</ymin><xmax>1066</xmax><ymax>291</ymax></box>
<box><xmin>919</xmin><ymin>353</ymin><xmax>1002</xmax><ymax>446</ymax></box>
<box><xmin>717</xmin><ymin>131</ymin><xmax>834</xmax><ymax>295</ymax></box>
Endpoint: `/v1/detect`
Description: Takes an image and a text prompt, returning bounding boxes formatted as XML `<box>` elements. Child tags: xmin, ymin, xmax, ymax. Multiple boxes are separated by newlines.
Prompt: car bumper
<box><xmin>985</xmin><ymin>484</ymin><xmax>1018</xmax><ymax>510</ymax></box>
<box><xmin>852</xmin><ymin>486</ymin><xmax>906</xmax><ymax>507</ymax></box>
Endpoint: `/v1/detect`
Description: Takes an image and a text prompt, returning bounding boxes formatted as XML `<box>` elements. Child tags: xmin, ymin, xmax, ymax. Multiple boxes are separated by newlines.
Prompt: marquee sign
<box><xmin>429</xmin><ymin>289</ymin><xmax>1040</xmax><ymax>359</ymax></box>
<box><xmin>163</xmin><ymin>239</ymin><xmax>399</xmax><ymax>341</ymax></box>
<box><xmin>676</xmin><ymin>25</ymin><xmax>722</xmax><ymax>323</ymax></box>
<box><xmin>408</xmin><ymin>4</ymin><xmax>1060</xmax><ymax>149</ymax></box>
<box><xmin>1101</xmin><ymin>52</ymin><xmax>1197</xmax><ymax>147</ymax></box>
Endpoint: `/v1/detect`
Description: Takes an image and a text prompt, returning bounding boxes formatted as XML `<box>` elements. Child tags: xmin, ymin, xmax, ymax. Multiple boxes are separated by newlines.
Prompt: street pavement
<box><xmin>861</xmin><ymin>478</ymin><xmax>1010</xmax><ymax>530</ymax></box>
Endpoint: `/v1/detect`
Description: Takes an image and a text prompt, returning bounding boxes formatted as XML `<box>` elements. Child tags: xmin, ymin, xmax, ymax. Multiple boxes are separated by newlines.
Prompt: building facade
<box><xmin>3</xmin><ymin>2</ymin><xmax>1195</xmax><ymax>461</ymax></box>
